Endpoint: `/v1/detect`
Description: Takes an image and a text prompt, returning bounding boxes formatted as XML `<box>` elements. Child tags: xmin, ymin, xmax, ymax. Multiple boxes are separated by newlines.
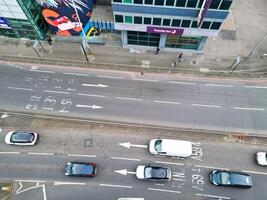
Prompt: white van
<box><xmin>149</xmin><ymin>138</ymin><xmax>192</xmax><ymax>158</ymax></box>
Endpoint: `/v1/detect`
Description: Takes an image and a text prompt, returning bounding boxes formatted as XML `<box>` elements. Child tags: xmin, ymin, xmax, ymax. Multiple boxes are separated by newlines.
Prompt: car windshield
<box><xmin>11</xmin><ymin>132</ymin><xmax>34</xmax><ymax>143</ymax></box>
<box><xmin>154</xmin><ymin>139</ymin><xmax>162</xmax><ymax>152</ymax></box>
<box><xmin>72</xmin><ymin>164</ymin><xmax>93</xmax><ymax>175</ymax></box>
<box><xmin>220</xmin><ymin>172</ymin><xmax>230</xmax><ymax>185</ymax></box>
<box><xmin>145</xmin><ymin>166</ymin><xmax>167</xmax><ymax>179</ymax></box>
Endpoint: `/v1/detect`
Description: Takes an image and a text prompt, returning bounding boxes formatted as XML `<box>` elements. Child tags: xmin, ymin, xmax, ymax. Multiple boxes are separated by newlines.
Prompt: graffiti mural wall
<box><xmin>36</xmin><ymin>0</ymin><xmax>97</xmax><ymax>36</ymax></box>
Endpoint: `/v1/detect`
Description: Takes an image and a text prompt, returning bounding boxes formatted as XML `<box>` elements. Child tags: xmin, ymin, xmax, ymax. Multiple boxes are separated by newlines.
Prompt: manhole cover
<box><xmin>83</xmin><ymin>138</ymin><xmax>93</xmax><ymax>147</ymax></box>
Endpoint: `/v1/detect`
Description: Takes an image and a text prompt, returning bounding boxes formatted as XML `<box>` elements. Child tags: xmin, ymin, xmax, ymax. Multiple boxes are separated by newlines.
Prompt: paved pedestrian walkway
<box><xmin>0</xmin><ymin>0</ymin><xmax>266</xmax><ymax>78</ymax></box>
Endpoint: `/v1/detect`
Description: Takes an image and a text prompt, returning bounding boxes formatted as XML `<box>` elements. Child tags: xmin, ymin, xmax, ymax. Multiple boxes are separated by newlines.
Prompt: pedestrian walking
<box><xmin>177</xmin><ymin>53</ymin><xmax>183</xmax><ymax>62</ymax></box>
<box><xmin>46</xmin><ymin>35</ymin><xmax>52</xmax><ymax>45</ymax></box>
<box><xmin>154</xmin><ymin>46</ymin><xmax>160</xmax><ymax>55</ymax></box>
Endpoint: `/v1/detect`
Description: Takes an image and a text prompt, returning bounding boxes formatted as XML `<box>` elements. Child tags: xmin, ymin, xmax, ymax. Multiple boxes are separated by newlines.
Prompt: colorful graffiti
<box><xmin>36</xmin><ymin>0</ymin><xmax>96</xmax><ymax>36</ymax></box>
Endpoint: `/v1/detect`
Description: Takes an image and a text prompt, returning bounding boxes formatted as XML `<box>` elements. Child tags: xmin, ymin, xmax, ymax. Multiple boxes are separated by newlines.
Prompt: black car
<box><xmin>65</xmin><ymin>162</ymin><xmax>97</xmax><ymax>177</ymax></box>
<box><xmin>210</xmin><ymin>170</ymin><xmax>252</xmax><ymax>188</ymax></box>
<box><xmin>136</xmin><ymin>164</ymin><xmax>171</xmax><ymax>181</ymax></box>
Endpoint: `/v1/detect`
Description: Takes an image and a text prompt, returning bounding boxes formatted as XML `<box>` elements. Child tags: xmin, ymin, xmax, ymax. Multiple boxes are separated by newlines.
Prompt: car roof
<box><xmin>160</xmin><ymin>139</ymin><xmax>192</xmax><ymax>157</ymax></box>
<box><xmin>11</xmin><ymin>131</ymin><xmax>34</xmax><ymax>142</ymax></box>
<box><xmin>72</xmin><ymin>163</ymin><xmax>94</xmax><ymax>175</ymax></box>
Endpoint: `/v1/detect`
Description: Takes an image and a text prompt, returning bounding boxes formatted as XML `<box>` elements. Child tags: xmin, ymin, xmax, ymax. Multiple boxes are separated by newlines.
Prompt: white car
<box><xmin>136</xmin><ymin>164</ymin><xmax>171</xmax><ymax>181</ymax></box>
<box><xmin>5</xmin><ymin>131</ymin><xmax>38</xmax><ymax>145</ymax></box>
<box><xmin>256</xmin><ymin>152</ymin><xmax>267</xmax><ymax>166</ymax></box>
<box><xmin>149</xmin><ymin>138</ymin><xmax>192</xmax><ymax>158</ymax></box>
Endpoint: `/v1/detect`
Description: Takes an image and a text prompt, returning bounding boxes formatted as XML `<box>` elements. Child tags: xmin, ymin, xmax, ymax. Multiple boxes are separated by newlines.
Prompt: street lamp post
<box><xmin>247</xmin><ymin>33</ymin><xmax>267</xmax><ymax>58</ymax></box>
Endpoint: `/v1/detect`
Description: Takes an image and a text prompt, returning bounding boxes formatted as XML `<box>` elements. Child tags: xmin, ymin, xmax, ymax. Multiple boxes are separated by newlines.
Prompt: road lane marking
<box><xmin>78</xmin><ymin>93</ymin><xmax>106</xmax><ymax>98</ymax></box>
<box><xmin>63</xmin><ymin>72</ymin><xmax>89</xmax><ymax>76</ymax></box>
<box><xmin>119</xmin><ymin>142</ymin><xmax>147</xmax><ymax>149</ymax></box>
<box><xmin>244</xmin><ymin>85</ymin><xmax>267</xmax><ymax>89</ymax></box>
<box><xmin>82</xmin><ymin>83</ymin><xmax>108</xmax><ymax>88</ymax></box>
<box><xmin>7</xmin><ymin>63</ymin><xmax>24</xmax><ymax>70</ymax></box>
<box><xmin>41</xmin><ymin>107</ymin><xmax>54</xmax><ymax>111</ymax></box>
<box><xmin>76</xmin><ymin>104</ymin><xmax>102</xmax><ymax>109</ymax></box>
<box><xmin>192</xmin><ymin>104</ymin><xmax>221</xmax><ymax>108</ymax></box>
<box><xmin>8</xmin><ymin>87</ymin><xmax>33</xmax><ymax>91</ymax></box>
<box><xmin>116</xmin><ymin>97</ymin><xmax>142</xmax><ymax>101</ymax></box>
<box><xmin>168</xmin><ymin>81</ymin><xmax>195</xmax><ymax>85</ymax></box>
<box><xmin>99</xmin><ymin>184</ymin><xmax>132</xmax><ymax>188</ymax></box>
<box><xmin>172</xmin><ymin>178</ymin><xmax>186</xmax><ymax>181</ymax></box>
<box><xmin>43</xmin><ymin>90</ymin><xmax>69</xmax><ymax>94</ymax></box>
<box><xmin>205</xmin><ymin>83</ymin><xmax>233</xmax><ymax>87</ymax></box>
<box><xmin>28</xmin><ymin>152</ymin><xmax>54</xmax><ymax>156</ymax></box>
<box><xmin>196</xmin><ymin>193</ymin><xmax>231</xmax><ymax>200</ymax></box>
<box><xmin>67</xmin><ymin>154</ymin><xmax>96</xmax><ymax>158</ymax></box>
<box><xmin>15</xmin><ymin>180</ymin><xmax>45</xmax><ymax>183</ymax></box>
<box><xmin>133</xmin><ymin>78</ymin><xmax>158</xmax><ymax>82</ymax></box>
<box><xmin>154</xmin><ymin>100</ymin><xmax>181</xmax><ymax>105</ymax></box>
<box><xmin>194</xmin><ymin>165</ymin><xmax>229</xmax><ymax>171</ymax></box>
<box><xmin>242</xmin><ymin>170</ymin><xmax>267</xmax><ymax>175</ymax></box>
<box><xmin>29</xmin><ymin>69</ymin><xmax>55</xmax><ymax>74</ymax></box>
<box><xmin>114</xmin><ymin>169</ymin><xmax>136</xmax><ymax>175</ymax></box>
<box><xmin>54</xmin><ymin>182</ymin><xmax>86</xmax><ymax>186</ymax></box>
<box><xmin>0</xmin><ymin>151</ymin><xmax>20</xmax><ymax>154</ymax></box>
<box><xmin>98</xmin><ymin>75</ymin><xmax>124</xmax><ymax>79</ymax></box>
<box><xmin>111</xmin><ymin>156</ymin><xmax>141</xmax><ymax>162</ymax></box>
<box><xmin>154</xmin><ymin>161</ymin><xmax>184</xmax><ymax>166</ymax></box>
<box><xmin>147</xmin><ymin>188</ymin><xmax>181</xmax><ymax>194</ymax></box>
<box><xmin>233</xmin><ymin>107</ymin><xmax>264</xmax><ymax>111</ymax></box>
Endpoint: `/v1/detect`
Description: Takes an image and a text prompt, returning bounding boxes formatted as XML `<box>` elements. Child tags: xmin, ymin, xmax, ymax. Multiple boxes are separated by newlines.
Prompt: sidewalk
<box><xmin>0</xmin><ymin>0</ymin><xmax>266</xmax><ymax>78</ymax></box>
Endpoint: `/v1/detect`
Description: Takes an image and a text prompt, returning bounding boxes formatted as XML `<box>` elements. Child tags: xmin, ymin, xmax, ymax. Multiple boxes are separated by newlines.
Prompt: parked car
<box><xmin>65</xmin><ymin>162</ymin><xmax>97</xmax><ymax>177</ymax></box>
<box><xmin>210</xmin><ymin>170</ymin><xmax>253</xmax><ymax>188</ymax></box>
<box><xmin>256</xmin><ymin>152</ymin><xmax>267</xmax><ymax>166</ymax></box>
<box><xmin>136</xmin><ymin>164</ymin><xmax>171</xmax><ymax>181</ymax></box>
<box><xmin>149</xmin><ymin>138</ymin><xmax>192</xmax><ymax>158</ymax></box>
<box><xmin>5</xmin><ymin>131</ymin><xmax>38</xmax><ymax>145</ymax></box>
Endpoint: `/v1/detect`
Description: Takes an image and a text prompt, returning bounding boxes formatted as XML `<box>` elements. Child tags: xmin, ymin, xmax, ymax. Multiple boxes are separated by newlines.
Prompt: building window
<box><xmin>219</xmin><ymin>0</ymin><xmax>233</xmax><ymax>10</ymax></box>
<box><xmin>176</xmin><ymin>0</ymin><xmax>186</xmax><ymax>7</ymax></box>
<box><xmin>191</xmin><ymin>21</ymin><xmax>198</xmax><ymax>28</ymax></box>
<box><xmin>134</xmin><ymin>16</ymin><xmax>142</xmax><ymax>24</ymax></box>
<box><xmin>144</xmin><ymin>17</ymin><xmax>152</xmax><ymax>24</ymax></box>
<box><xmin>155</xmin><ymin>0</ymin><xmax>164</xmax><ymax>5</ymax></box>
<box><xmin>134</xmin><ymin>0</ymin><xmax>143</xmax><ymax>4</ymax></box>
<box><xmin>125</xmin><ymin>16</ymin><xmax>133</xmax><ymax>23</ymax></box>
<box><xmin>210</xmin><ymin>22</ymin><xmax>222</xmax><ymax>30</ymax></box>
<box><xmin>144</xmin><ymin>0</ymin><xmax>153</xmax><ymax>4</ymax></box>
<box><xmin>153</xmin><ymin>18</ymin><xmax>162</xmax><ymax>25</ymax></box>
<box><xmin>115</xmin><ymin>15</ymin><xmax>123</xmax><ymax>23</ymax></box>
<box><xmin>187</xmin><ymin>0</ymin><xmax>198</xmax><ymax>8</ymax></box>
<box><xmin>123</xmin><ymin>0</ymin><xmax>133</xmax><ymax>3</ymax></box>
<box><xmin>127</xmin><ymin>31</ymin><xmax>160</xmax><ymax>47</ymax></box>
<box><xmin>197</xmin><ymin>0</ymin><xmax>204</xmax><ymax>8</ymax></box>
<box><xmin>166</xmin><ymin>0</ymin><xmax>175</xmax><ymax>6</ymax></box>
<box><xmin>163</xmin><ymin>19</ymin><xmax>171</xmax><ymax>26</ymax></box>
<box><xmin>201</xmin><ymin>21</ymin><xmax>211</xmax><ymax>29</ymax></box>
<box><xmin>113</xmin><ymin>0</ymin><xmax>122</xmax><ymax>2</ymax></box>
<box><xmin>165</xmin><ymin>35</ymin><xmax>201</xmax><ymax>50</ymax></box>
<box><xmin>181</xmin><ymin>20</ymin><xmax>191</xmax><ymax>28</ymax></box>
<box><xmin>209</xmin><ymin>0</ymin><xmax>221</xmax><ymax>9</ymax></box>
<box><xmin>171</xmin><ymin>19</ymin><xmax>181</xmax><ymax>27</ymax></box>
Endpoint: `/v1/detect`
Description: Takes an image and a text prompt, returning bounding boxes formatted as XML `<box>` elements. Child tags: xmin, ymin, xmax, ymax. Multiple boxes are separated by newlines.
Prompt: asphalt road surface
<box><xmin>0</xmin><ymin>118</ymin><xmax>267</xmax><ymax>200</ymax></box>
<box><xmin>1</xmin><ymin>62</ymin><xmax>267</xmax><ymax>134</ymax></box>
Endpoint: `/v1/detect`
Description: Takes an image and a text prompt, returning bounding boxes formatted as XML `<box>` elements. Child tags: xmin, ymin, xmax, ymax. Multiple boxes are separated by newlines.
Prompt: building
<box><xmin>0</xmin><ymin>0</ymin><xmax>48</xmax><ymax>40</ymax></box>
<box><xmin>112</xmin><ymin>0</ymin><xmax>234</xmax><ymax>52</ymax></box>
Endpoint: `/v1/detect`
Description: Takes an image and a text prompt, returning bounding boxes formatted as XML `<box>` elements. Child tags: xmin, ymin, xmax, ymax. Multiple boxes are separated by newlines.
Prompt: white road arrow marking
<box><xmin>82</xmin><ymin>83</ymin><xmax>108</xmax><ymax>88</ymax></box>
<box><xmin>119</xmin><ymin>142</ymin><xmax>147</xmax><ymax>149</ymax></box>
<box><xmin>114</xmin><ymin>169</ymin><xmax>136</xmax><ymax>176</ymax></box>
<box><xmin>76</xmin><ymin>104</ymin><xmax>103</xmax><ymax>109</ymax></box>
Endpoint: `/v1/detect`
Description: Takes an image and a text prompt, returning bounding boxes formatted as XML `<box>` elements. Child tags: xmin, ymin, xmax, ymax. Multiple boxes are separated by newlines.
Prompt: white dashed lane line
<box><xmin>234</xmin><ymin>107</ymin><xmax>264</xmax><ymax>111</ymax></box>
<box><xmin>97</xmin><ymin>75</ymin><xmax>124</xmax><ymax>79</ymax></box>
<box><xmin>147</xmin><ymin>188</ymin><xmax>181</xmax><ymax>194</ymax></box>
<box><xmin>8</xmin><ymin>87</ymin><xmax>33</xmax><ymax>91</ymax></box>
<box><xmin>168</xmin><ymin>81</ymin><xmax>196</xmax><ymax>85</ymax></box>
<box><xmin>205</xmin><ymin>83</ymin><xmax>233</xmax><ymax>87</ymax></box>
<box><xmin>154</xmin><ymin>161</ymin><xmax>184</xmax><ymax>166</ymax></box>
<box><xmin>78</xmin><ymin>93</ymin><xmax>106</xmax><ymax>98</ymax></box>
<box><xmin>132</xmin><ymin>78</ymin><xmax>158</xmax><ymax>82</ymax></box>
<box><xmin>43</xmin><ymin>90</ymin><xmax>69</xmax><ymax>94</ymax></box>
<box><xmin>0</xmin><ymin>151</ymin><xmax>20</xmax><ymax>154</ymax></box>
<box><xmin>63</xmin><ymin>72</ymin><xmax>90</xmax><ymax>77</ymax></box>
<box><xmin>194</xmin><ymin>165</ymin><xmax>229</xmax><ymax>171</ymax></box>
<box><xmin>29</xmin><ymin>69</ymin><xmax>55</xmax><ymax>74</ymax></box>
<box><xmin>244</xmin><ymin>85</ymin><xmax>267</xmax><ymax>89</ymax></box>
<box><xmin>54</xmin><ymin>182</ymin><xmax>86</xmax><ymax>186</ymax></box>
<box><xmin>28</xmin><ymin>152</ymin><xmax>54</xmax><ymax>156</ymax></box>
<box><xmin>153</xmin><ymin>100</ymin><xmax>181</xmax><ymax>105</ymax></box>
<box><xmin>111</xmin><ymin>156</ymin><xmax>141</xmax><ymax>162</ymax></box>
<box><xmin>15</xmin><ymin>180</ymin><xmax>45</xmax><ymax>183</ymax></box>
<box><xmin>67</xmin><ymin>154</ymin><xmax>97</xmax><ymax>158</ymax></box>
<box><xmin>242</xmin><ymin>170</ymin><xmax>267</xmax><ymax>175</ymax></box>
<box><xmin>196</xmin><ymin>193</ymin><xmax>231</xmax><ymax>200</ymax></box>
<box><xmin>116</xmin><ymin>97</ymin><xmax>143</xmax><ymax>101</ymax></box>
<box><xmin>192</xmin><ymin>104</ymin><xmax>221</xmax><ymax>108</ymax></box>
<box><xmin>99</xmin><ymin>184</ymin><xmax>132</xmax><ymax>188</ymax></box>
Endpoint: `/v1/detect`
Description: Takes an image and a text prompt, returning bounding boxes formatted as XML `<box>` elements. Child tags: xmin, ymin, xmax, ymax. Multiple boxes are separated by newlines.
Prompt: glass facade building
<box><xmin>0</xmin><ymin>0</ymin><xmax>48</xmax><ymax>40</ymax></box>
<box><xmin>112</xmin><ymin>0</ymin><xmax>233</xmax><ymax>51</ymax></box>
